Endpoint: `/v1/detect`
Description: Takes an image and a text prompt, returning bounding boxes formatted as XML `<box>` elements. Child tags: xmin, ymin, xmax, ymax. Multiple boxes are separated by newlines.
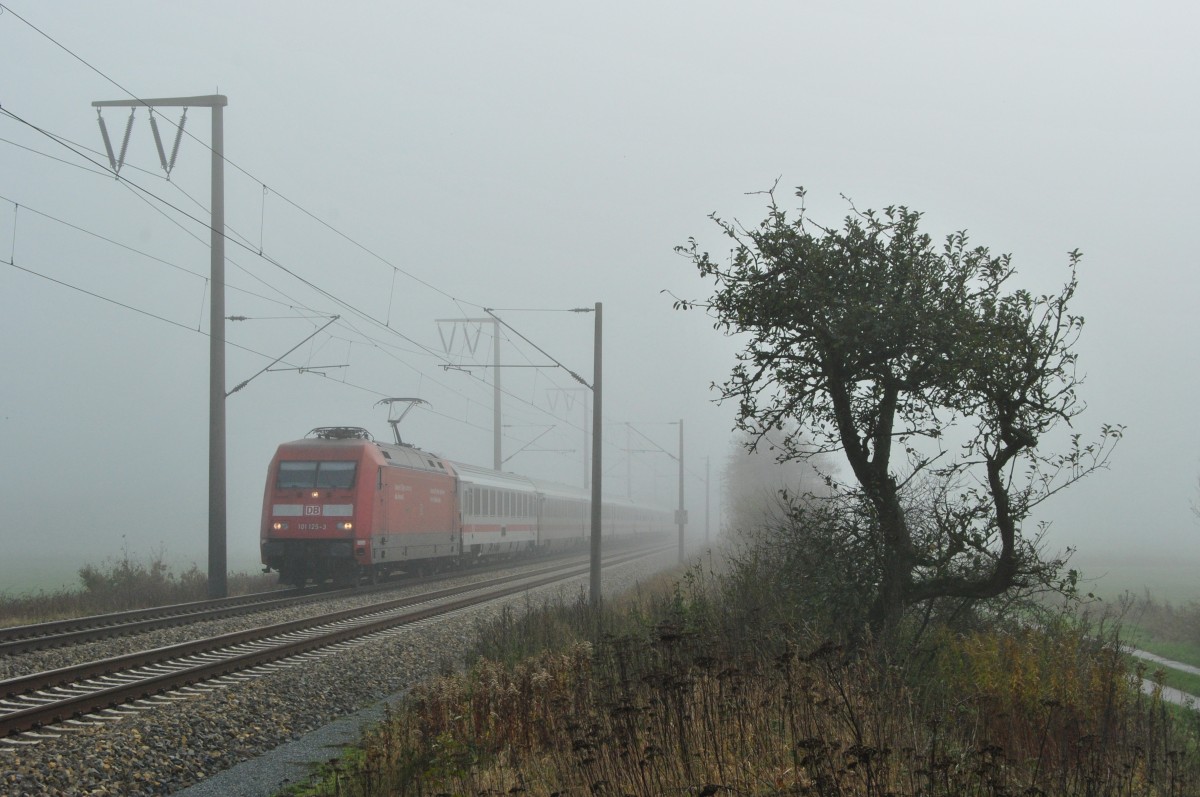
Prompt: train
<box><xmin>260</xmin><ymin>426</ymin><xmax>673</xmax><ymax>586</ymax></box>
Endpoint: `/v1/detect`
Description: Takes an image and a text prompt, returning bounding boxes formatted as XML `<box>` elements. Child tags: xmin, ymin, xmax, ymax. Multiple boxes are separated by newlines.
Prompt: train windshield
<box><xmin>276</xmin><ymin>460</ymin><xmax>357</xmax><ymax>490</ymax></box>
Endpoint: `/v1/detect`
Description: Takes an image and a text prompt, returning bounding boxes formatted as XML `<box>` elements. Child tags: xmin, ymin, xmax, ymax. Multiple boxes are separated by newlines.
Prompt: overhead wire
<box><xmin>0</xmin><ymin>245</ymin><xmax>497</xmax><ymax>437</ymax></box>
<box><xmin>0</xmin><ymin>104</ymin><xmax>450</xmax><ymax>362</ymax></box>
<box><xmin>0</xmin><ymin>11</ymin><xmax>599</xmax><ymax>436</ymax></box>
<box><xmin>0</xmin><ymin>8</ymin><xmax>657</xmax><ymax>478</ymax></box>
<box><xmin>0</xmin><ymin>130</ymin><xmax>566</xmax><ymax>441</ymax></box>
<box><xmin>0</xmin><ymin>2</ymin><xmax>476</xmax><ymax>309</ymax></box>
<box><xmin>2</xmin><ymin>110</ymin><xmax>635</xmax><ymax>476</ymax></box>
<box><xmin>0</xmin><ymin>123</ymin><xmax>315</xmax><ymax>313</ymax></box>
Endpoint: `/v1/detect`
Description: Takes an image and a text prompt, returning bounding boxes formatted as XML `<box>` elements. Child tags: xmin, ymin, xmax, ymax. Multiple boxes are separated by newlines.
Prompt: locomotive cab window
<box><xmin>276</xmin><ymin>461</ymin><xmax>357</xmax><ymax>490</ymax></box>
<box><xmin>316</xmin><ymin>461</ymin><xmax>356</xmax><ymax>488</ymax></box>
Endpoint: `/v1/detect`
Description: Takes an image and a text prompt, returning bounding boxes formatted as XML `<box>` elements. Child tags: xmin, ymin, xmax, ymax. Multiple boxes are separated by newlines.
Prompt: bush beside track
<box><xmin>286</xmin><ymin>552</ymin><xmax>1200</xmax><ymax>797</ymax></box>
<box><xmin>0</xmin><ymin>550</ymin><xmax>276</xmax><ymax>627</ymax></box>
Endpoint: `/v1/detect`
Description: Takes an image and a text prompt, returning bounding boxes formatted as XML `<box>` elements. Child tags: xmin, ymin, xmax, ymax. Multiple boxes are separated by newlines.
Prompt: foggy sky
<box><xmin>2</xmin><ymin>1</ymin><xmax>1198</xmax><ymax>596</ymax></box>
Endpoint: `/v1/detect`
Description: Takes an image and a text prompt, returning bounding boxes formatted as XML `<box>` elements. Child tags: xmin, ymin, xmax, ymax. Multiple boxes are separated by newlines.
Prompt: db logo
<box><xmin>304</xmin><ymin>505</ymin><xmax>322</xmax><ymax>516</ymax></box>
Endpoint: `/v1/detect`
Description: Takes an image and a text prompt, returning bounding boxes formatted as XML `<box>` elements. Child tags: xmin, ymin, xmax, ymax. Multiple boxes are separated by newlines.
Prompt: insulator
<box><xmin>168</xmin><ymin>108</ymin><xmax>187</xmax><ymax>173</ymax></box>
<box><xmin>149</xmin><ymin>112</ymin><xmax>169</xmax><ymax>172</ymax></box>
<box><xmin>96</xmin><ymin>109</ymin><xmax>117</xmax><ymax>172</ymax></box>
<box><xmin>116</xmin><ymin>108</ymin><xmax>135</xmax><ymax>173</ymax></box>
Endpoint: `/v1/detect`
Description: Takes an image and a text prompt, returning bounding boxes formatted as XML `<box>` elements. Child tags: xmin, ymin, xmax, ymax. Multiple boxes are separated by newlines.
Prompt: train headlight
<box><xmin>338</xmin><ymin>522</ymin><xmax>354</xmax><ymax>531</ymax></box>
<box><xmin>273</xmin><ymin>521</ymin><xmax>288</xmax><ymax>531</ymax></box>
<box><xmin>311</xmin><ymin>491</ymin><xmax>320</xmax><ymax>498</ymax></box>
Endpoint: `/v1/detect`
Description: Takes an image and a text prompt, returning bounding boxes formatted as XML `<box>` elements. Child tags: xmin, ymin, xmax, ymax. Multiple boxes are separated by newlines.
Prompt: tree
<box><xmin>675</xmin><ymin>187</ymin><xmax>1121</xmax><ymax>636</ymax></box>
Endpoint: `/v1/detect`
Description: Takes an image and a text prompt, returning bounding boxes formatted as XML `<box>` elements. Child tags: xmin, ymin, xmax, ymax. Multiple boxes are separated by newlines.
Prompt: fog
<box><xmin>1</xmin><ymin>2</ymin><xmax>1197</xmax><ymax>598</ymax></box>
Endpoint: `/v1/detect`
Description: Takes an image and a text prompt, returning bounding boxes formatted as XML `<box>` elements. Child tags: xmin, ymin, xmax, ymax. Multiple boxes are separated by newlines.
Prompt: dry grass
<box><xmin>297</xmin><ymin>563</ymin><xmax>1200</xmax><ymax>797</ymax></box>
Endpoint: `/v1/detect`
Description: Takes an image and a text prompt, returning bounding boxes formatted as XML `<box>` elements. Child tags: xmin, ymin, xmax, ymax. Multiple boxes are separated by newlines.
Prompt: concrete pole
<box><xmin>626</xmin><ymin>424</ymin><xmax>632</xmax><ymax>499</ymax></box>
<box><xmin>677</xmin><ymin>419</ymin><xmax>685</xmax><ymax>563</ymax></box>
<box><xmin>589</xmin><ymin>302</ymin><xmax>603</xmax><ymax>606</ymax></box>
<box><xmin>705</xmin><ymin>455</ymin><xmax>710</xmax><ymax>546</ymax></box>
<box><xmin>493</xmin><ymin>320</ymin><xmax>501</xmax><ymax>470</ymax></box>
<box><xmin>208</xmin><ymin>101</ymin><xmax>227</xmax><ymax>598</ymax></box>
<box><xmin>91</xmin><ymin>94</ymin><xmax>228</xmax><ymax>598</ymax></box>
<box><xmin>582</xmin><ymin>390</ymin><xmax>589</xmax><ymax>490</ymax></box>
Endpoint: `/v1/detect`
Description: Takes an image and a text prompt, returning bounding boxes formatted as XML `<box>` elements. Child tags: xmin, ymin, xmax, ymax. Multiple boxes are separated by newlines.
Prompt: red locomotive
<box><xmin>260</xmin><ymin>426</ymin><xmax>670</xmax><ymax>586</ymax></box>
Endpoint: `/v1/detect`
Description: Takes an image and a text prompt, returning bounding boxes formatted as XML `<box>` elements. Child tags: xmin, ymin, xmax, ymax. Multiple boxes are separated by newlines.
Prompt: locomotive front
<box><xmin>260</xmin><ymin>427</ymin><xmax>377</xmax><ymax>586</ymax></box>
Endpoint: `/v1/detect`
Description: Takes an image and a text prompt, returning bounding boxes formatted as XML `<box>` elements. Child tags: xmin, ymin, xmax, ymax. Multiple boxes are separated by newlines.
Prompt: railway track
<box><xmin>0</xmin><ymin>546</ymin><xmax>657</xmax><ymax>739</ymax></box>
<box><xmin>0</xmin><ymin>549</ymin><xmax>588</xmax><ymax>657</ymax></box>
<box><xmin>0</xmin><ymin>586</ymin><xmax>333</xmax><ymax>657</ymax></box>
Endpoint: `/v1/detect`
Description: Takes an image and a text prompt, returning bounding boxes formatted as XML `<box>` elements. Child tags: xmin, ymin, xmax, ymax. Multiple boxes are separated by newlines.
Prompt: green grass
<box><xmin>1124</xmin><ymin>630</ymin><xmax>1200</xmax><ymax>700</ymax></box>
<box><xmin>1160</xmin><ymin>667</ymin><xmax>1200</xmax><ymax>699</ymax></box>
<box><xmin>1124</xmin><ymin>628</ymin><xmax>1200</xmax><ymax>669</ymax></box>
<box><xmin>1063</xmin><ymin>555</ymin><xmax>1200</xmax><ymax>701</ymax></box>
<box><xmin>282</xmin><ymin>747</ymin><xmax>366</xmax><ymax>796</ymax></box>
<box><xmin>1125</xmin><ymin>652</ymin><xmax>1200</xmax><ymax>698</ymax></box>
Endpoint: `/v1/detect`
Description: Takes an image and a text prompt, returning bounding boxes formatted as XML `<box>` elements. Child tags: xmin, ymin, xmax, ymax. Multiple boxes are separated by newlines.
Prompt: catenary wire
<box><xmin>0</xmin><ymin>22</ymin><xmax>609</xmax><ymax>446</ymax></box>
<box><xmin>0</xmin><ymin>18</ymin><xmax>652</xmax><ymax>470</ymax></box>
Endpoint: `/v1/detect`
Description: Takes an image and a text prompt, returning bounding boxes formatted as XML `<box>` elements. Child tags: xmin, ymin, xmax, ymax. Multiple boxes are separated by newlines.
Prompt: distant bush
<box><xmin>0</xmin><ymin>546</ymin><xmax>276</xmax><ymax>626</ymax></box>
<box><xmin>1133</xmin><ymin>592</ymin><xmax>1200</xmax><ymax>648</ymax></box>
<box><xmin>77</xmin><ymin>547</ymin><xmax>208</xmax><ymax>612</ymax></box>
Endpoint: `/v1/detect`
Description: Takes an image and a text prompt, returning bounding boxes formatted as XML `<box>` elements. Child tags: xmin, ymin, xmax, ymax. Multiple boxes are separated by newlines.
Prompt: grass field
<box><xmin>1146</xmin><ymin>659</ymin><xmax>1200</xmax><ymax>698</ymax></box>
<box><xmin>1075</xmin><ymin>553</ymin><xmax>1200</xmax><ymax>702</ymax></box>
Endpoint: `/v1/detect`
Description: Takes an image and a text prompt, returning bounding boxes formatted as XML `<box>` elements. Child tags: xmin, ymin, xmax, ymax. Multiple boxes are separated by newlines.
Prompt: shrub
<box><xmin>302</xmin><ymin>543</ymin><xmax>1200</xmax><ymax>797</ymax></box>
<box><xmin>0</xmin><ymin>546</ymin><xmax>275</xmax><ymax>626</ymax></box>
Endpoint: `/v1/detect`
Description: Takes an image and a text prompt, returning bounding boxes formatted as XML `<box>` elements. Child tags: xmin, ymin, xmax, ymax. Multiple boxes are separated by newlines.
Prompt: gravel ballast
<box><xmin>1</xmin><ymin>549</ymin><xmax>676</xmax><ymax>796</ymax></box>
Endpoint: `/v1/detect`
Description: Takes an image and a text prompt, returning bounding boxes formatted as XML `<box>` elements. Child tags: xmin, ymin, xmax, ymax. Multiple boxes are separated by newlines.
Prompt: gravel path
<box><xmin>0</xmin><ymin>549</ymin><xmax>675</xmax><ymax>796</ymax></box>
<box><xmin>1130</xmin><ymin>647</ymin><xmax>1200</xmax><ymax>709</ymax></box>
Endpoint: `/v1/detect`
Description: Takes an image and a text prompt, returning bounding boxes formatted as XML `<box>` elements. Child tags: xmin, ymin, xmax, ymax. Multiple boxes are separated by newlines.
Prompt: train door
<box><xmin>374</xmin><ymin>465</ymin><xmax>387</xmax><ymax>568</ymax></box>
